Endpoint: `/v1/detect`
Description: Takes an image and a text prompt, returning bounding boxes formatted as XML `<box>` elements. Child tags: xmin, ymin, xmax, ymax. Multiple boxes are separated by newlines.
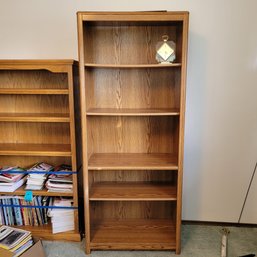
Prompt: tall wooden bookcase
<box><xmin>0</xmin><ymin>60</ymin><xmax>80</xmax><ymax>241</ymax></box>
<box><xmin>77</xmin><ymin>12</ymin><xmax>189</xmax><ymax>254</ymax></box>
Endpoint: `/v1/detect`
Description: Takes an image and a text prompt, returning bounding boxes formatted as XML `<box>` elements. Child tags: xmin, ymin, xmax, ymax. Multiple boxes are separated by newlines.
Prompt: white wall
<box><xmin>0</xmin><ymin>0</ymin><xmax>257</xmax><ymax>223</ymax></box>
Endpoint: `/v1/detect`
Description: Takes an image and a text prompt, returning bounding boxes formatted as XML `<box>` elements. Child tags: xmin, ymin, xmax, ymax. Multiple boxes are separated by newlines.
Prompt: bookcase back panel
<box><xmin>0</xmin><ymin>70</ymin><xmax>68</xmax><ymax>89</ymax></box>
<box><xmin>87</xmin><ymin>116</ymin><xmax>179</xmax><ymax>154</ymax></box>
<box><xmin>83</xmin><ymin>22</ymin><xmax>183</xmax><ymax>64</ymax></box>
<box><xmin>89</xmin><ymin>170</ymin><xmax>177</xmax><ymax>186</ymax></box>
<box><xmin>90</xmin><ymin>201</ymin><xmax>176</xmax><ymax>220</ymax></box>
<box><xmin>0</xmin><ymin>95</ymin><xmax>69</xmax><ymax>113</ymax></box>
<box><xmin>0</xmin><ymin>156</ymin><xmax>71</xmax><ymax>168</ymax></box>
<box><xmin>85</xmin><ymin>68</ymin><xmax>181</xmax><ymax>109</ymax></box>
<box><xmin>0</xmin><ymin>122</ymin><xmax>70</xmax><ymax>144</ymax></box>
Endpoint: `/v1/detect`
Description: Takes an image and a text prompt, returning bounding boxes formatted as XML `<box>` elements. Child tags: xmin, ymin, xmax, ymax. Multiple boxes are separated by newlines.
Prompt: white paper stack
<box><xmin>25</xmin><ymin>162</ymin><xmax>53</xmax><ymax>190</ymax></box>
<box><xmin>48</xmin><ymin>198</ymin><xmax>74</xmax><ymax>234</ymax></box>
<box><xmin>0</xmin><ymin>167</ymin><xmax>26</xmax><ymax>192</ymax></box>
<box><xmin>45</xmin><ymin>164</ymin><xmax>73</xmax><ymax>193</ymax></box>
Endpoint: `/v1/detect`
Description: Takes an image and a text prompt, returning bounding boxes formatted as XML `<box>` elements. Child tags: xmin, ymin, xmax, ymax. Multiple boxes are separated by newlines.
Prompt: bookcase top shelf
<box><xmin>0</xmin><ymin>60</ymin><xmax>78</xmax><ymax>73</ymax></box>
<box><xmin>85</xmin><ymin>63</ymin><xmax>182</xmax><ymax>68</ymax></box>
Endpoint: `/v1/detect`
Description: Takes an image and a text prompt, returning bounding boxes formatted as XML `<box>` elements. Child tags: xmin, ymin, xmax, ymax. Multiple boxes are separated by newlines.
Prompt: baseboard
<box><xmin>182</xmin><ymin>220</ymin><xmax>257</xmax><ymax>228</ymax></box>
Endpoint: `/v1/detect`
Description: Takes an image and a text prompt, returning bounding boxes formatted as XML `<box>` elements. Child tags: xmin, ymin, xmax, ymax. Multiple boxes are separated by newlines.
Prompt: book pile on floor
<box><xmin>25</xmin><ymin>162</ymin><xmax>54</xmax><ymax>190</ymax></box>
<box><xmin>0</xmin><ymin>196</ymin><xmax>50</xmax><ymax>226</ymax></box>
<box><xmin>0</xmin><ymin>167</ymin><xmax>27</xmax><ymax>192</ymax></box>
<box><xmin>48</xmin><ymin>197</ymin><xmax>74</xmax><ymax>234</ymax></box>
<box><xmin>45</xmin><ymin>164</ymin><xmax>73</xmax><ymax>193</ymax></box>
<box><xmin>0</xmin><ymin>225</ymin><xmax>33</xmax><ymax>257</ymax></box>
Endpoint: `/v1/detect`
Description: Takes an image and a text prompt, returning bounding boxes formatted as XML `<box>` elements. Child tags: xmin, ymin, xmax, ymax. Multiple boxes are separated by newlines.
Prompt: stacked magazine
<box><xmin>0</xmin><ymin>225</ymin><xmax>33</xmax><ymax>257</ymax></box>
<box><xmin>25</xmin><ymin>162</ymin><xmax>53</xmax><ymax>190</ymax></box>
<box><xmin>0</xmin><ymin>167</ymin><xmax>27</xmax><ymax>192</ymax></box>
<box><xmin>45</xmin><ymin>164</ymin><xmax>73</xmax><ymax>193</ymax></box>
<box><xmin>48</xmin><ymin>197</ymin><xmax>74</xmax><ymax>234</ymax></box>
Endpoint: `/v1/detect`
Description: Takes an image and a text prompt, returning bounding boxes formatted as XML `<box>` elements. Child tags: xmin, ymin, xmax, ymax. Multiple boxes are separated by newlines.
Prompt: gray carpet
<box><xmin>43</xmin><ymin>225</ymin><xmax>257</xmax><ymax>257</ymax></box>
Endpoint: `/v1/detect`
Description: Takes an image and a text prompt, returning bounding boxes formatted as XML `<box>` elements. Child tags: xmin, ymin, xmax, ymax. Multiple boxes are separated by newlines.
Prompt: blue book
<box><xmin>12</xmin><ymin>198</ymin><xmax>23</xmax><ymax>226</ymax></box>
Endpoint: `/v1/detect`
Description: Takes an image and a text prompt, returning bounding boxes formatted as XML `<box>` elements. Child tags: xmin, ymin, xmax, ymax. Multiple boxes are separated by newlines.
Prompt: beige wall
<box><xmin>0</xmin><ymin>0</ymin><xmax>257</xmax><ymax>223</ymax></box>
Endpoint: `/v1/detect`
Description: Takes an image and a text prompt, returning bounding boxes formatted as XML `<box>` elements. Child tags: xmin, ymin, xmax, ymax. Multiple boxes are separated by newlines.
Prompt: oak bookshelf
<box><xmin>77</xmin><ymin>11</ymin><xmax>189</xmax><ymax>254</ymax></box>
<box><xmin>0</xmin><ymin>60</ymin><xmax>80</xmax><ymax>241</ymax></box>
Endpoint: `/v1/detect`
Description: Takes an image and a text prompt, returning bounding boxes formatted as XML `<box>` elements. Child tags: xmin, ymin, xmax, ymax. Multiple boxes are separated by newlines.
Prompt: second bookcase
<box><xmin>77</xmin><ymin>11</ymin><xmax>189</xmax><ymax>254</ymax></box>
<box><xmin>0</xmin><ymin>60</ymin><xmax>80</xmax><ymax>241</ymax></box>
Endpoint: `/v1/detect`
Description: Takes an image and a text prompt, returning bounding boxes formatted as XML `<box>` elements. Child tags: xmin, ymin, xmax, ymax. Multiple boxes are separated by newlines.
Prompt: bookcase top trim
<box><xmin>78</xmin><ymin>11</ymin><xmax>189</xmax><ymax>22</ymax></box>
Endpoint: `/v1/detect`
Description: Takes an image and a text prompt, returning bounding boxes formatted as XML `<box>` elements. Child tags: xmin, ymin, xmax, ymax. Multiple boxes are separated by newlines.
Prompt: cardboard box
<box><xmin>0</xmin><ymin>238</ymin><xmax>46</xmax><ymax>257</ymax></box>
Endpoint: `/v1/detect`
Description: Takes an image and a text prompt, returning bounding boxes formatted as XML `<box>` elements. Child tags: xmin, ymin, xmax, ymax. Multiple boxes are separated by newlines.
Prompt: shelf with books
<box><xmin>0</xmin><ymin>186</ymin><xmax>74</xmax><ymax>197</ymax></box>
<box><xmin>0</xmin><ymin>60</ymin><xmax>80</xmax><ymax>241</ymax></box>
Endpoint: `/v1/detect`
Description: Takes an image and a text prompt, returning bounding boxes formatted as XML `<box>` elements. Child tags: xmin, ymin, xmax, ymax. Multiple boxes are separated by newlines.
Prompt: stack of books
<box><xmin>0</xmin><ymin>225</ymin><xmax>33</xmax><ymax>257</ymax></box>
<box><xmin>45</xmin><ymin>164</ymin><xmax>73</xmax><ymax>193</ymax></box>
<box><xmin>0</xmin><ymin>196</ymin><xmax>50</xmax><ymax>226</ymax></box>
<box><xmin>48</xmin><ymin>197</ymin><xmax>74</xmax><ymax>234</ymax></box>
<box><xmin>25</xmin><ymin>162</ymin><xmax>53</xmax><ymax>190</ymax></box>
<box><xmin>0</xmin><ymin>167</ymin><xmax>27</xmax><ymax>192</ymax></box>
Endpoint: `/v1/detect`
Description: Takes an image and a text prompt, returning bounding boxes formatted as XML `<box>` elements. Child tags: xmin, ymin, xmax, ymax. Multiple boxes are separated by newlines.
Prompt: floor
<box><xmin>43</xmin><ymin>225</ymin><xmax>257</xmax><ymax>257</ymax></box>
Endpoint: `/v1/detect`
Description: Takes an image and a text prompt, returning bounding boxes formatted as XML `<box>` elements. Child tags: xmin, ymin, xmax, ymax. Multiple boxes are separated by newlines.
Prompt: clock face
<box><xmin>157</xmin><ymin>42</ymin><xmax>174</xmax><ymax>61</ymax></box>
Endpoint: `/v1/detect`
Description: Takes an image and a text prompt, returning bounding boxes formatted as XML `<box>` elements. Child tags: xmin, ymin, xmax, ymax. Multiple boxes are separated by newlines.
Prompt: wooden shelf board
<box><xmin>87</xmin><ymin>108</ymin><xmax>180</xmax><ymax>116</ymax></box>
<box><xmin>88</xmin><ymin>153</ymin><xmax>178</xmax><ymax>170</ymax></box>
<box><xmin>0</xmin><ymin>89</ymin><xmax>69</xmax><ymax>95</ymax></box>
<box><xmin>10</xmin><ymin>224</ymin><xmax>80</xmax><ymax>242</ymax></box>
<box><xmin>0</xmin><ymin>185</ymin><xmax>73</xmax><ymax>197</ymax></box>
<box><xmin>90</xmin><ymin>182</ymin><xmax>177</xmax><ymax>201</ymax></box>
<box><xmin>0</xmin><ymin>143</ymin><xmax>71</xmax><ymax>156</ymax></box>
<box><xmin>85</xmin><ymin>63</ymin><xmax>181</xmax><ymax>68</ymax></box>
<box><xmin>0</xmin><ymin>113</ymin><xmax>70</xmax><ymax>122</ymax></box>
<box><xmin>90</xmin><ymin>219</ymin><xmax>176</xmax><ymax>250</ymax></box>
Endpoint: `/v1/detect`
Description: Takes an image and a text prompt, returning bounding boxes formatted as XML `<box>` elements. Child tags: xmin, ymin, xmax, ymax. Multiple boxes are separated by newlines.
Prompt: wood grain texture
<box><xmin>0</xmin><ymin>143</ymin><xmax>71</xmax><ymax>156</ymax></box>
<box><xmin>0</xmin><ymin>122</ymin><xmax>70</xmax><ymax>144</ymax></box>
<box><xmin>0</xmin><ymin>95</ymin><xmax>69</xmax><ymax>114</ymax></box>
<box><xmin>90</xmin><ymin>219</ymin><xmax>176</xmax><ymax>250</ymax></box>
<box><xmin>88</xmin><ymin>153</ymin><xmax>178</xmax><ymax>170</ymax></box>
<box><xmin>90</xmin><ymin>201</ymin><xmax>176</xmax><ymax>220</ymax></box>
<box><xmin>86</xmin><ymin>108</ymin><xmax>180</xmax><ymax>116</ymax></box>
<box><xmin>87</xmin><ymin>117</ymin><xmax>178</xmax><ymax>154</ymax></box>
<box><xmin>0</xmin><ymin>113</ymin><xmax>70</xmax><ymax>122</ymax></box>
<box><xmin>0</xmin><ymin>89</ymin><xmax>69</xmax><ymax>94</ymax></box>
<box><xmin>0</xmin><ymin>156</ymin><xmax>71</xmax><ymax>168</ymax></box>
<box><xmin>90</xmin><ymin>182</ymin><xmax>177</xmax><ymax>201</ymax></box>
<box><xmin>89</xmin><ymin>170</ymin><xmax>177</xmax><ymax>184</ymax></box>
<box><xmin>85</xmin><ymin>68</ymin><xmax>180</xmax><ymax>109</ymax></box>
<box><xmin>0</xmin><ymin>60</ymin><xmax>77</xmax><ymax>73</ymax></box>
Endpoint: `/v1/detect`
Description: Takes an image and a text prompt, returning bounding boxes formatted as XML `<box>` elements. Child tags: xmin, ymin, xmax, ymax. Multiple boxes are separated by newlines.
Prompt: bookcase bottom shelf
<box><xmin>11</xmin><ymin>224</ymin><xmax>81</xmax><ymax>242</ymax></box>
<box><xmin>90</xmin><ymin>219</ymin><xmax>176</xmax><ymax>250</ymax></box>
